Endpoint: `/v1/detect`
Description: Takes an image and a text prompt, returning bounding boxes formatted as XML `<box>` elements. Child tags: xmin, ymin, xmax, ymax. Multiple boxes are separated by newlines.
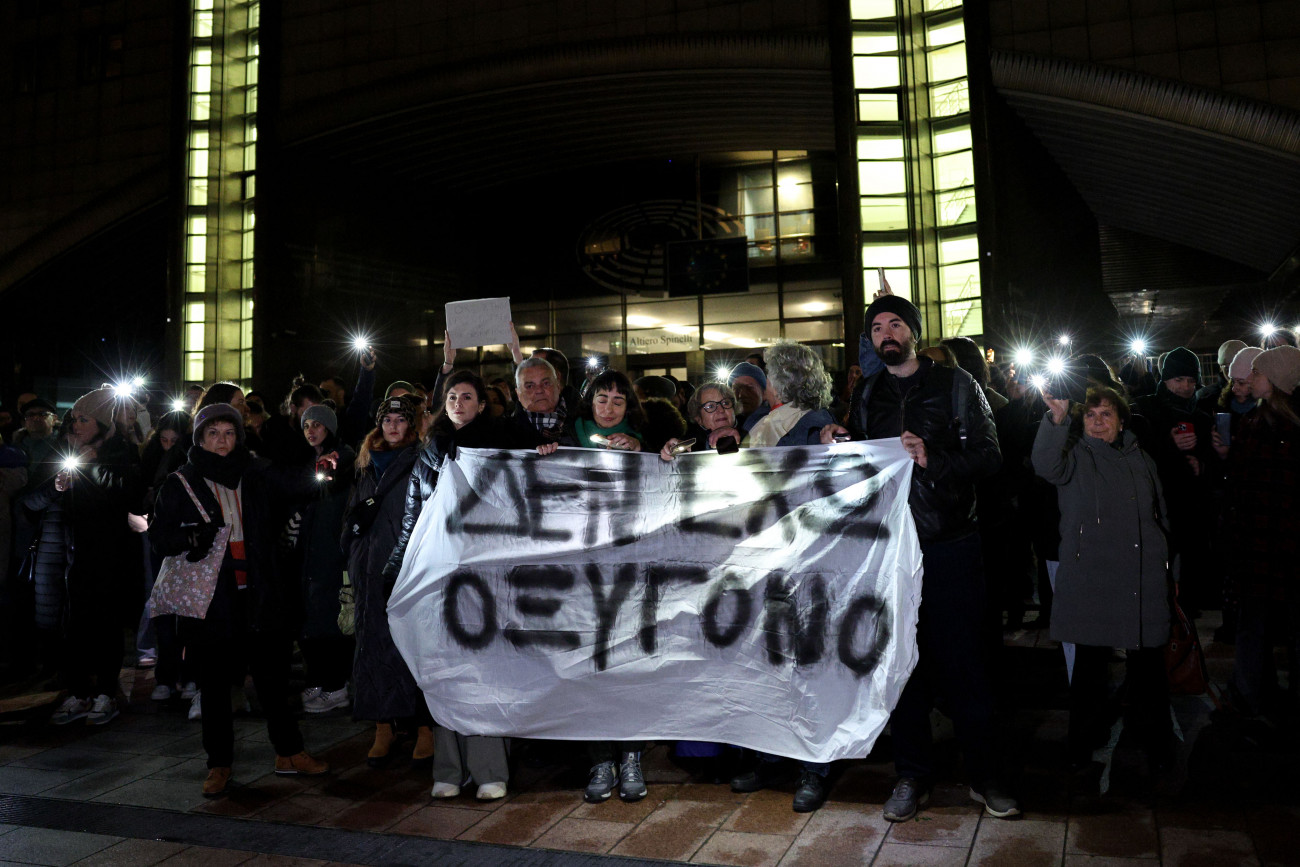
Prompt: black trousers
<box><xmin>889</xmin><ymin>533</ymin><xmax>997</xmax><ymax>786</ymax></box>
<box><xmin>1068</xmin><ymin>644</ymin><xmax>1171</xmax><ymax>763</ymax></box>
<box><xmin>186</xmin><ymin>584</ymin><xmax>303</xmax><ymax>768</ymax></box>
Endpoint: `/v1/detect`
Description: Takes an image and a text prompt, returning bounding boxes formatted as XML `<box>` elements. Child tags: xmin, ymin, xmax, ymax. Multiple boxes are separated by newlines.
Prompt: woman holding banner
<box><xmin>386</xmin><ymin>370</ymin><xmax>533</xmax><ymax>801</ymax></box>
<box><xmin>659</xmin><ymin>381</ymin><xmax>742</xmax><ymax>458</ymax></box>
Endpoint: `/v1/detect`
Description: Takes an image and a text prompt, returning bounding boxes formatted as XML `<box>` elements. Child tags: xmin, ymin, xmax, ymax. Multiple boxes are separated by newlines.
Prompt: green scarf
<box><xmin>573</xmin><ymin>416</ymin><xmax>642</xmax><ymax>449</ymax></box>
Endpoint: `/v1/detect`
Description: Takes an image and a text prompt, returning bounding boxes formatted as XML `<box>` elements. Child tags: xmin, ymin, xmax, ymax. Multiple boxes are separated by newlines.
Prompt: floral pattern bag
<box><xmin>149</xmin><ymin>472</ymin><xmax>231</xmax><ymax>620</ymax></box>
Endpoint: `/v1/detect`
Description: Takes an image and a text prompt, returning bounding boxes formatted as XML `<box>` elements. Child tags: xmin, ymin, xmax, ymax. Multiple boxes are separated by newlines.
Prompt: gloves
<box><xmin>186</xmin><ymin>523</ymin><xmax>221</xmax><ymax>562</ymax></box>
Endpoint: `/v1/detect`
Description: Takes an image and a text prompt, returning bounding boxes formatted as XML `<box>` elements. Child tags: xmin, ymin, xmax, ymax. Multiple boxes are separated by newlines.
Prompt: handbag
<box><xmin>1165</xmin><ymin>600</ymin><xmax>1208</xmax><ymax>695</ymax></box>
<box><xmin>337</xmin><ymin>570</ymin><xmax>356</xmax><ymax>635</ymax></box>
<box><xmin>149</xmin><ymin>472</ymin><xmax>232</xmax><ymax>620</ymax></box>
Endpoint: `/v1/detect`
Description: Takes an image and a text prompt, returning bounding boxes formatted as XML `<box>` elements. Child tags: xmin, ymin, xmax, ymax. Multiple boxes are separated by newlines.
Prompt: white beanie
<box><xmin>1227</xmin><ymin>347</ymin><xmax>1263</xmax><ymax>380</ymax></box>
<box><xmin>1217</xmin><ymin>339</ymin><xmax>1248</xmax><ymax>366</ymax></box>
<box><xmin>1253</xmin><ymin>345</ymin><xmax>1300</xmax><ymax>395</ymax></box>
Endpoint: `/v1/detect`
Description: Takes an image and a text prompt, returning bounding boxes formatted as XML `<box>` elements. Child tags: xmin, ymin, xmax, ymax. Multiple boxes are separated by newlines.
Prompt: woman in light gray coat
<box><xmin>1031</xmin><ymin>385</ymin><xmax>1175</xmax><ymax>771</ymax></box>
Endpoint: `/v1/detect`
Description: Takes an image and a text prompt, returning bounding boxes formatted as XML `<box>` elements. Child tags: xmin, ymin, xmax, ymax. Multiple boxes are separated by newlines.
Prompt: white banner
<box><xmin>388</xmin><ymin>440</ymin><xmax>922</xmax><ymax>763</ymax></box>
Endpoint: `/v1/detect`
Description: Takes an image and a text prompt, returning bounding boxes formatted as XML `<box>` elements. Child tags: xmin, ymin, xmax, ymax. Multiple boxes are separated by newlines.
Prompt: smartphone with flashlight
<box><xmin>314</xmin><ymin>456</ymin><xmax>333</xmax><ymax>481</ymax></box>
<box><xmin>669</xmin><ymin>438</ymin><xmax>696</xmax><ymax>455</ymax></box>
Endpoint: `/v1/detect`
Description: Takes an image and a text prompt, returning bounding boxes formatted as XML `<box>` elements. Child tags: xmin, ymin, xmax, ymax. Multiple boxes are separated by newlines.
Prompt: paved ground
<box><xmin>0</xmin><ymin>614</ymin><xmax>1296</xmax><ymax>866</ymax></box>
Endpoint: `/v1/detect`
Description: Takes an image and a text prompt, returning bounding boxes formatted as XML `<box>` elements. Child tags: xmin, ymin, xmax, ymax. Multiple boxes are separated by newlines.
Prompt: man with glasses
<box><xmin>14</xmin><ymin>398</ymin><xmax>61</xmax><ymax>481</ymax></box>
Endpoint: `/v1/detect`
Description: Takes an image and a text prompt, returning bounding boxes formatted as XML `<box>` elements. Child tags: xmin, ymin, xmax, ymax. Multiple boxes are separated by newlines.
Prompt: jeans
<box><xmin>889</xmin><ymin>533</ymin><xmax>997</xmax><ymax>785</ymax></box>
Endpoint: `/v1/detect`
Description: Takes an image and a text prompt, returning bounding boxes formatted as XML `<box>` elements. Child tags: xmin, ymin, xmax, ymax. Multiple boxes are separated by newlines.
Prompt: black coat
<box><xmin>22</xmin><ymin>435</ymin><xmax>142</xmax><ymax>627</ymax></box>
<box><xmin>293</xmin><ymin>443</ymin><xmax>357</xmax><ymax>639</ymax></box>
<box><xmin>150</xmin><ymin>446</ymin><xmax>314</xmax><ymax>632</ymax></box>
<box><xmin>846</xmin><ymin>358</ymin><xmax>1001</xmax><ymax>543</ymax></box>
<box><xmin>340</xmin><ymin>445</ymin><xmax>424</xmax><ymax>720</ymax></box>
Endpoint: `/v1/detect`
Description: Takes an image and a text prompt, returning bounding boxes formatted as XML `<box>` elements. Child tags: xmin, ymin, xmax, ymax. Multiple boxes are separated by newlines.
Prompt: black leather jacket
<box><xmin>384</xmin><ymin>414</ymin><xmax>535</xmax><ymax>578</ymax></box>
<box><xmin>846</xmin><ymin>357</ymin><xmax>1001</xmax><ymax>543</ymax></box>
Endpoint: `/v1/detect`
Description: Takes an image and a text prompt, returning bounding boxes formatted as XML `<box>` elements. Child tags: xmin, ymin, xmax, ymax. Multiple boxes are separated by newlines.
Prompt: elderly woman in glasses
<box><xmin>659</xmin><ymin>382</ymin><xmax>743</xmax><ymax>459</ymax></box>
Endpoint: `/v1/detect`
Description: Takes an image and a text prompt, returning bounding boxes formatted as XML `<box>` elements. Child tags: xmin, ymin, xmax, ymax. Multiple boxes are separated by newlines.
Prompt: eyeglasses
<box><xmin>422</xmin><ymin>410</ymin><xmax>434</xmax><ymax>416</ymax></box>
<box><xmin>699</xmin><ymin>399</ymin><xmax>734</xmax><ymax>413</ymax></box>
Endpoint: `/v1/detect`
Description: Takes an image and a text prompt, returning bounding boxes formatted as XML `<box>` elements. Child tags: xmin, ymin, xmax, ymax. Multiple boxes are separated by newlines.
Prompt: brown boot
<box><xmin>412</xmin><ymin>725</ymin><xmax>434</xmax><ymax>766</ymax></box>
<box><xmin>274</xmin><ymin>751</ymin><xmax>329</xmax><ymax>776</ymax></box>
<box><xmin>367</xmin><ymin>722</ymin><xmax>396</xmax><ymax>768</ymax></box>
<box><xmin>203</xmin><ymin>766</ymin><xmax>231</xmax><ymax>797</ymax></box>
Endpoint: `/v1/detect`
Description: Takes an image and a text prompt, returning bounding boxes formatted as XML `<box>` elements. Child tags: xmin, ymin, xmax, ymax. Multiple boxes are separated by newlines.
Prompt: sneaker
<box><xmin>50</xmin><ymin>696</ymin><xmax>90</xmax><ymax>726</ymax></box>
<box><xmin>476</xmin><ymin>782</ymin><xmax>507</xmax><ymax>800</ymax></box>
<box><xmin>150</xmin><ymin>684</ymin><xmax>174</xmax><ymax>701</ymax></box>
<box><xmin>274</xmin><ymin>751</ymin><xmax>329</xmax><ymax>776</ymax></box>
<box><xmin>619</xmin><ymin>751</ymin><xmax>647</xmax><ymax>802</ymax></box>
<box><xmin>970</xmin><ymin>782</ymin><xmax>1021</xmax><ymax>819</ymax></box>
<box><xmin>300</xmin><ymin>685</ymin><xmax>322</xmax><ymax>707</ymax></box>
<box><xmin>302</xmin><ymin>687</ymin><xmax>349</xmax><ymax>713</ymax></box>
<box><xmin>883</xmin><ymin>777</ymin><xmax>929</xmax><ymax>822</ymax></box>
<box><xmin>584</xmin><ymin>761</ymin><xmax>618</xmax><ymax>803</ymax></box>
<box><xmin>202</xmin><ymin>767</ymin><xmax>231</xmax><ymax>798</ymax></box>
<box><xmin>137</xmin><ymin>653</ymin><xmax>157</xmax><ymax>668</ymax></box>
<box><xmin>181</xmin><ymin>681</ymin><xmax>198</xmax><ymax>700</ymax></box>
<box><xmin>431</xmin><ymin>781</ymin><xmax>461</xmax><ymax>798</ymax></box>
<box><xmin>792</xmin><ymin>769</ymin><xmax>828</xmax><ymax>813</ymax></box>
<box><xmin>730</xmin><ymin>760</ymin><xmax>787</xmax><ymax>793</ymax></box>
<box><xmin>85</xmin><ymin>695</ymin><xmax>119</xmax><ymax>726</ymax></box>
<box><xmin>188</xmin><ymin>692</ymin><xmax>202</xmax><ymax>721</ymax></box>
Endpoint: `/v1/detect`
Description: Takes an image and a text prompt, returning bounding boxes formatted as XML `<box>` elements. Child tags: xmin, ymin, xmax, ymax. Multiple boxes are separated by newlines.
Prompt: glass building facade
<box><xmin>851</xmin><ymin>0</ymin><xmax>983</xmax><ymax>341</ymax></box>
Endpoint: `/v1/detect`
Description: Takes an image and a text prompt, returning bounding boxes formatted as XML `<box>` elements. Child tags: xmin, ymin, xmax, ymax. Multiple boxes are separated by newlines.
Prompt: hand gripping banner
<box><xmin>387</xmin><ymin>439</ymin><xmax>921</xmax><ymax>763</ymax></box>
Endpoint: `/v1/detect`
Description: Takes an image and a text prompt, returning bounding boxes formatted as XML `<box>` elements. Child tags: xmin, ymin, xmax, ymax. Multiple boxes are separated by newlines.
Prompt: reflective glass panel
<box><xmin>857</xmin><ymin>129</ymin><xmax>904</xmax><ymax>159</ymax></box>
<box><xmin>939</xmin><ymin>260</ymin><xmax>981</xmax><ymax>298</ymax></box>
<box><xmin>928</xmin><ymin>42</ymin><xmax>967</xmax><ymax>81</ymax></box>
<box><xmin>942</xmin><ymin>299</ymin><xmax>983</xmax><ymax>336</ymax></box>
<box><xmin>185</xmin><ymin>353</ymin><xmax>205</xmax><ymax>382</ymax></box>
<box><xmin>862</xmin><ymin>241</ymin><xmax>910</xmax><ymax>268</ymax></box>
<box><xmin>185</xmin><ymin>323</ymin><xmax>205</xmax><ymax>352</ymax></box>
<box><xmin>863</xmin><ymin>267</ymin><xmax>914</xmax><ymax>304</ymax></box>
<box><xmin>860</xmin><ymin>197</ymin><xmax>908</xmax><ymax>231</ymax></box>
<box><xmin>852</xmin><ymin>33</ymin><xmax>897</xmax><ymax>55</ymax></box>
<box><xmin>934</xmin><ymin>150</ymin><xmax>973</xmax><ymax>190</ymax></box>
<box><xmin>850</xmin><ymin>0</ymin><xmax>896</xmax><ymax>19</ymax></box>
<box><xmin>189</xmin><ymin>148</ymin><xmax>208</xmax><ymax>177</ymax></box>
<box><xmin>932</xmin><ymin>123</ymin><xmax>971</xmax><ymax>154</ymax></box>
<box><xmin>930</xmin><ymin>80</ymin><xmax>969</xmax><ymax>115</ymax></box>
<box><xmin>937</xmin><ymin>187</ymin><xmax>975</xmax><ymax>226</ymax></box>
<box><xmin>858</xmin><ymin>92</ymin><xmax>899</xmax><ymax>121</ymax></box>
<box><xmin>926</xmin><ymin>18</ymin><xmax>965</xmax><ymax>47</ymax></box>
<box><xmin>858</xmin><ymin>160</ymin><xmax>906</xmax><ymax>195</ymax></box>
<box><xmin>854</xmin><ymin>55</ymin><xmax>900</xmax><ymax>88</ymax></box>
<box><xmin>194</xmin><ymin>11</ymin><xmax>213</xmax><ymax>38</ymax></box>
<box><xmin>939</xmin><ymin>234</ymin><xmax>978</xmax><ymax>265</ymax></box>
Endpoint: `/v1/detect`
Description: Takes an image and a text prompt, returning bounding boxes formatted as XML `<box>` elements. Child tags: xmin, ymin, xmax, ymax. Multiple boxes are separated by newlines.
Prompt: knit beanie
<box><xmin>384</xmin><ymin>380</ymin><xmax>417</xmax><ymax>400</ymax></box>
<box><xmin>71</xmin><ymin>388</ymin><xmax>118</xmax><ymax>432</ymax></box>
<box><xmin>1227</xmin><ymin>347</ymin><xmax>1263</xmax><ymax>380</ymax></box>
<box><xmin>375</xmin><ymin>393</ymin><xmax>420</xmax><ymax>429</ymax></box>
<box><xmin>1159</xmin><ymin>346</ymin><xmax>1201</xmax><ymax>384</ymax></box>
<box><xmin>1217</xmin><ymin>339</ymin><xmax>1248</xmax><ymax>366</ymax></box>
<box><xmin>1252</xmin><ymin>345</ymin><xmax>1300</xmax><ymax>395</ymax></box>
<box><xmin>192</xmin><ymin>403</ymin><xmax>246</xmax><ymax>445</ymax></box>
<box><xmin>865</xmin><ymin>295</ymin><xmax>923</xmax><ymax>342</ymax></box>
<box><xmin>727</xmin><ymin>362</ymin><xmax>768</xmax><ymax>393</ymax></box>
<box><xmin>302</xmin><ymin>404</ymin><xmax>338</xmax><ymax>436</ymax></box>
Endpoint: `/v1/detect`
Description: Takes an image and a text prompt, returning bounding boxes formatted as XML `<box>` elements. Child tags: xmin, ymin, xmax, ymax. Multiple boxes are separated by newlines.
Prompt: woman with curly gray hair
<box><xmin>745</xmin><ymin>340</ymin><xmax>835</xmax><ymax>448</ymax></box>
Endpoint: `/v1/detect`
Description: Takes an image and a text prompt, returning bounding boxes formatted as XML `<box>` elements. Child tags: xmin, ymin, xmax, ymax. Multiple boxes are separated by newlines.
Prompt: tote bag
<box><xmin>149</xmin><ymin>473</ymin><xmax>231</xmax><ymax>620</ymax></box>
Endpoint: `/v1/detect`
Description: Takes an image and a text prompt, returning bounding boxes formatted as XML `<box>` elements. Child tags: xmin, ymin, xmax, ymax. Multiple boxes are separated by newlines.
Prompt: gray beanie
<box><xmin>302</xmin><ymin>404</ymin><xmax>338</xmax><ymax>436</ymax></box>
<box><xmin>727</xmin><ymin>362</ymin><xmax>768</xmax><ymax>393</ymax></box>
<box><xmin>193</xmin><ymin>403</ymin><xmax>246</xmax><ymax>446</ymax></box>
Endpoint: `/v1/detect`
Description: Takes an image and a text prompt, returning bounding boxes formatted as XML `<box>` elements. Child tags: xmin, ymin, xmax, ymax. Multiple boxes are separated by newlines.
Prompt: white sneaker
<box><xmin>86</xmin><ymin>695</ymin><xmax>118</xmax><ymax>726</ymax></box>
<box><xmin>188</xmin><ymin>691</ymin><xmax>202</xmax><ymax>721</ymax></box>
<box><xmin>150</xmin><ymin>684</ymin><xmax>173</xmax><ymax>701</ymax></box>
<box><xmin>300</xmin><ymin>685</ymin><xmax>322</xmax><ymax>707</ymax></box>
<box><xmin>476</xmin><ymin>782</ymin><xmax>507</xmax><ymax>800</ymax></box>
<box><xmin>431</xmin><ymin>781</ymin><xmax>460</xmax><ymax>799</ymax></box>
<box><xmin>181</xmin><ymin>681</ymin><xmax>198</xmax><ymax>700</ymax></box>
<box><xmin>302</xmin><ymin>687</ymin><xmax>350</xmax><ymax>714</ymax></box>
<box><xmin>50</xmin><ymin>696</ymin><xmax>90</xmax><ymax>725</ymax></box>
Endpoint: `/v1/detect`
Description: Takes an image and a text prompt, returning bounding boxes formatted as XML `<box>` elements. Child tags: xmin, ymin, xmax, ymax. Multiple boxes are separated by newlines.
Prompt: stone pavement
<box><xmin>0</xmin><ymin>616</ymin><xmax>1296</xmax><ymax>867</ymax></box>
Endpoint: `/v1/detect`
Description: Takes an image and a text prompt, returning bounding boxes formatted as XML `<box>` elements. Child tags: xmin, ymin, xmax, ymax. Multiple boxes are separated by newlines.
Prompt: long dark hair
<box><xmin>197</xmin><ymin>381</ymin><xmax>242</xmax><ymax>410</ymax></box>
<box><xmin>579</xmin><ymin>370</ymin><xmax>645</xmax><ymax>430</ymax></box>
<box><xmin>430</xmin><ymin>370</ymin><xmax>488</xmax><ymax>440</ymax></box>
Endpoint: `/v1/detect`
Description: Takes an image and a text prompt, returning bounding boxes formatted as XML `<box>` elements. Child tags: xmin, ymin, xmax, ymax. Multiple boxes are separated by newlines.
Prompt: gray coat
<box><xmin>1031</xmin><ymin>415</ymin><xmax>1172</xmax><ymax>649</ymax></box>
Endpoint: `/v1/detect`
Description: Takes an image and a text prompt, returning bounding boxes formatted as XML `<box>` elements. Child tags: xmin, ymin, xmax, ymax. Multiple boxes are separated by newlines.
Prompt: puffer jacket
<box><xmin>1031</xmin><ymin>416</ymin><xmax>1172</xmax><ymax>648</ymax></box>
<box><xmin>846</xmin><ymin>357</ymin><xmax>1001</xmax><ymax>543</ymax></box>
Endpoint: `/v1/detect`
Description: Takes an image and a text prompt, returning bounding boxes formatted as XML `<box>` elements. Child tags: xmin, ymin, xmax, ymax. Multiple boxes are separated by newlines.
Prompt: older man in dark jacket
<box><xmin>825</xmin><ymin>295</ymin><xmax>1017</xmax><ymax>822</ymax></box>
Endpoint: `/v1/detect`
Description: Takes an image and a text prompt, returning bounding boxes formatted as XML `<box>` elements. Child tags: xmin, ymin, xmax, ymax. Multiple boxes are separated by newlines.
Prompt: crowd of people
<box><xmin>0</xmin><ymin>296</ymin><xmax>1297</xmax><ymax>821</ymax></box>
